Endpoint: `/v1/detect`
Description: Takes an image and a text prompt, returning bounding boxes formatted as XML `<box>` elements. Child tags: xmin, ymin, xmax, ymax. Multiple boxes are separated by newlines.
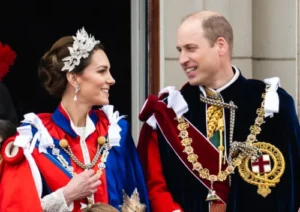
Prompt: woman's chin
<box><xmin>97</xmin><ymin>100</ymin><xmax>109</xmax><ymax>106</ymax></box>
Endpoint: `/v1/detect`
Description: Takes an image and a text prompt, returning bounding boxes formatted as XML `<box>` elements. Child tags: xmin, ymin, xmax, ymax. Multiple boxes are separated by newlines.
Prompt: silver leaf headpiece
<box><xmin>61</xmin><ymin>27</ymin><xmax>100</xmax><ymax>72</ymax></box>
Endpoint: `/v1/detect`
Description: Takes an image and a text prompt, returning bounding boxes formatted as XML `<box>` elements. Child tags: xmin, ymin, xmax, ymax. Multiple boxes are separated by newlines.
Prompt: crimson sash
<box><xmin>139</xmin><ymin>95</ymin><xmax>229</xmax><ymax>203</ymax></box>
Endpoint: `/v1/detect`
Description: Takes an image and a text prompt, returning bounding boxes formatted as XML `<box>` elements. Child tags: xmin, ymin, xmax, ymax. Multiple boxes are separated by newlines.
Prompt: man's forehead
<box><xmin>178</xmin><ymin>18</ymin><xmax>204</xmax><ymax>35</ymax></box>
<box><xmin>177</xmin><ymin>24</ymin><xmax>204</xmax><ymax>46</ymax></box>
<box><xmin>180</xmin><ymin>18</ymin><xmax>202</xmax><ymax>30</ymax></box>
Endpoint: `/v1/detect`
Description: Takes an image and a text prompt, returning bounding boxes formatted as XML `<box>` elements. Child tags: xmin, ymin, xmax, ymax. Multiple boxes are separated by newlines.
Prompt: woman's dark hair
<box><xmin>0</xmin><ymin>119</ymin><xmax>16</xmax><ymax>141</ymax></box>
<box><xmin>38</xmin><ymin>36</ymin><xmax>104</xmax><ymax>98</ymax></box>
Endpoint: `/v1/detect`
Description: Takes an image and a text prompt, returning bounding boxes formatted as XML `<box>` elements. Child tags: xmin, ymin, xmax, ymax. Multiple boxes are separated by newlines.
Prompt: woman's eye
<box><xmin>98</xmin><ymin>69</ymin><xmax>106</xmax><ymax>73</ymax></box>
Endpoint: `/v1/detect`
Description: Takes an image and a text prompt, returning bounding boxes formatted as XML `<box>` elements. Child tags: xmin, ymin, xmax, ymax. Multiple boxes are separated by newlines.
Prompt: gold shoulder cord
<box><xmin>237</xmin><ymin>86</ymin><xmax>285</xmax><ymax>197</ymax></box>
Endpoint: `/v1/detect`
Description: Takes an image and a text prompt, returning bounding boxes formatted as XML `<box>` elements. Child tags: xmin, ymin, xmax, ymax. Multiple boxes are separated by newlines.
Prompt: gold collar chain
<box><xmin>61</xmin><ymin>143</ymin><xmax>103</xmax><ymax>170</ymax></box>
<box><xmin>177</xmin><ymin>115</ymin><xmax>242</xmax><ymax>202</ymax></box>
<box><xmin>228</xmin><ymin>86</ymin><xmax>270</xmax><ymax>162</ymax></box>
<box><xmin>50</xmin><ymin>136</ymin><xmax>111</xmax><ymax>177</ymax></box>
<box><xmin>176</xmin><ymin>90</ymin><xmax>269</xmax><ymax>201</ymax></box>
<box><xmin>177</xmin><ymin>116</ymin><xmax>240</xmax><ymax>183</ymax></box>
<box><xmin>50</xmin><ymin>137</ymin><xmax>111</xmax><ymax>207</ymax></box>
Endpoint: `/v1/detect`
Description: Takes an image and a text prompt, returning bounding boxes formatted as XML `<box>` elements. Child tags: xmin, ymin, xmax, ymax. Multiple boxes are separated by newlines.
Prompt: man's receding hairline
<box><xmin>182</xmin><ymin>11</ymin><xmax>223</xmax><ymax>24</ymax></box>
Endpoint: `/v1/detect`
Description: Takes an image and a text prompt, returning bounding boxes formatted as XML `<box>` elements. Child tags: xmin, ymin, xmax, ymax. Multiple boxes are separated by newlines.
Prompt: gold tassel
<box><xmin>217</xmin><ymin>118</ymin><xmax>224</xmax><ymax>173</ymax></box>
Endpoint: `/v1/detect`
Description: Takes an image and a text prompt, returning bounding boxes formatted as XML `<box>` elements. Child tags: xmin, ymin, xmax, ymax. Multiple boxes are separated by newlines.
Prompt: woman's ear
<box><xmin>66</xmin><ymin>72</ymin><xmax>79</xmax><ymax>88</ymax></box>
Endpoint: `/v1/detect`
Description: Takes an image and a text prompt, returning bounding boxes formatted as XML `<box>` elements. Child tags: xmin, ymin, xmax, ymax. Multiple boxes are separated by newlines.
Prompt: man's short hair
<box><xmin>202</xmin><ymin>15</ymin><xmax>233</xmax><ymax>53</ymax></box>
<box><xmin>182</xmin><ymin>12</ymin><xmax>234</xmax><ymax>54</ymax></box>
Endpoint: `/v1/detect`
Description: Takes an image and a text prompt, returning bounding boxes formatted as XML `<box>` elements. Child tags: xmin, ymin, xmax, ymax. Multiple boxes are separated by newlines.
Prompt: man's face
<box><xmin>176</xmin><ymin>19</ymin><xmax>220</xmax><ymax>87</ymax></box>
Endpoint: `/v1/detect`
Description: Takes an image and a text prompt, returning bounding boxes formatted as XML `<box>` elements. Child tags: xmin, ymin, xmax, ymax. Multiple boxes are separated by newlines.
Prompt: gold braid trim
<box><xmin>207</xmin><ymin>105</ymin><xmax>223</xmax><ymax>139</ymax></box>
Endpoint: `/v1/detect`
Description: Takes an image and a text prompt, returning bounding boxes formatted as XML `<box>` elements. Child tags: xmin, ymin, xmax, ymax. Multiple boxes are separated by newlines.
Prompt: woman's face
<box><xmin>75</xmin><ymin>49</ymin><xmax>115</xmax><ymax>106</ymax></box>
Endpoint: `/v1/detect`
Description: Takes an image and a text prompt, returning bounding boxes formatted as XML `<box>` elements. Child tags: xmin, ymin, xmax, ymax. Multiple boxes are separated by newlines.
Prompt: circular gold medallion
<box><xmin>238</xmin><ymin>142</ymin><xmax>285</xmax><ymax>197</ymax></box>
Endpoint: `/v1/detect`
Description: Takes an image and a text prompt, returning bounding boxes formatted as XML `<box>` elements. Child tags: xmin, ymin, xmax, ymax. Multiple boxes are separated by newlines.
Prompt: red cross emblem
<box><xmin>251</xmin><ymin>154</ymin><xmax>271</xmax><ymax>174</ymax></box>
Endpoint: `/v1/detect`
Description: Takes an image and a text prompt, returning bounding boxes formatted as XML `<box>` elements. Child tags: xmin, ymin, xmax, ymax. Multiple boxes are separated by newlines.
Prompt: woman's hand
<box><xmin>62</xmin><ymin>169</ymin><xmax>101</xmax><ymax>205</ymax></box>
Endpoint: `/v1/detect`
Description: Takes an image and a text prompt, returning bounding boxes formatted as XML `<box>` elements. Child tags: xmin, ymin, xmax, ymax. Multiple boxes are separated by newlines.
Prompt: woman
<box><xmin>0</xmin><ymin>28</ymin><xmax>149</xmax><ymax>212</ymax></box>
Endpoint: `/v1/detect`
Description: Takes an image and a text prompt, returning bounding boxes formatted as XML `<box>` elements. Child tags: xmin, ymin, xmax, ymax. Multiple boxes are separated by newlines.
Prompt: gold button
<box><xmin>59</xmin><ymin>139</ymin><xmax>68</xmax><ymax>148</ymax></box>
<box><xmin>97</xmin><ymin>136</ymin><xmax>106</xmax><ymax>145</ymax></box>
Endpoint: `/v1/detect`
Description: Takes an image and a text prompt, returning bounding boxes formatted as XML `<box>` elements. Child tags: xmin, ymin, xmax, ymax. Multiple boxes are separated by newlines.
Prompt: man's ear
<box><xmin>66</xmin><ymin>72</ymin><xmax>79</xmax><ymax>87</ymax></box>
<box><xmin>216</xmin><ymin>37</ymin><xmax>228</xmax><ymax>56</ymax></box>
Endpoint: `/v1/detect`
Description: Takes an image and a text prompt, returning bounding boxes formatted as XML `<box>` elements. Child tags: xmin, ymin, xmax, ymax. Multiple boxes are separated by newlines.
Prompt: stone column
<box><xmin>252</xmin><ymin>0</ymin><xmax>297</xmax><ymax>100</ymax></box>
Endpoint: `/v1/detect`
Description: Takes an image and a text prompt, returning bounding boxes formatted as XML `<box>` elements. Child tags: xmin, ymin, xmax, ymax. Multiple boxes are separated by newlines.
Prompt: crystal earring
<box><xmin>74</xmin><ymin>84</ymin><xmax>80</xmax><ymax>101</ymax></box>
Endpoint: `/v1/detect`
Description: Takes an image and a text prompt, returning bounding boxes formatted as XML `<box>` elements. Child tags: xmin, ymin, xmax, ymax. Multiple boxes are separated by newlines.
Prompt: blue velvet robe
<box><xmin>157</xmin><ymin>73</ymin><xmax>300</xmax><ymax>212</ymax></box>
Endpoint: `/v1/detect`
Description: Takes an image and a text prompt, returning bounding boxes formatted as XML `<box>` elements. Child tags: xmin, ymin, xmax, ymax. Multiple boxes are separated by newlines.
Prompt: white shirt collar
<box><xmin>199</xmin><ymin>65</ymin><xmax>240</xmax><ymax>96</ymax></box>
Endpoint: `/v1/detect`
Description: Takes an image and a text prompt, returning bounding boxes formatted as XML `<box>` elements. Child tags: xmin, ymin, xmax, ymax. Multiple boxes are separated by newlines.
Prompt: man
<box><xmin>138</xmin><ymin>11</ymin><xmax>300</xmax><ymax>212</ymax></box>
